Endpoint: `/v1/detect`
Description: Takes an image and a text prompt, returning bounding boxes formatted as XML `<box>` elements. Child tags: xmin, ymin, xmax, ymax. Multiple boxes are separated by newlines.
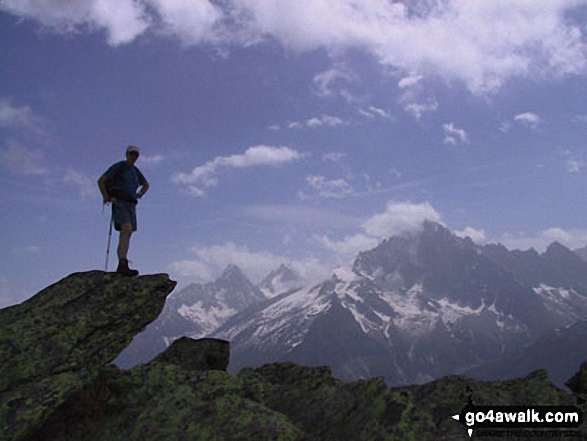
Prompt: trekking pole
<box><xmin>105</xmin><ymin>203</ymin><xmax>113</xmax><ymax>271</ymax></box>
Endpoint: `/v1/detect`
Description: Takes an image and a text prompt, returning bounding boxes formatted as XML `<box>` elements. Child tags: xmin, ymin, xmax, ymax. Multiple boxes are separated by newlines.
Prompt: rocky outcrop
<box><xmin>566</xmin><ymin>361</ymin><xmax>587</xmax><ymax>395</ymax></box>
<box><xmin>0</xmin><ymin>271</ymin><xmax>176</xmax><ymax>441</ymax></box>
<box><xmin>1</xmin><ymin>270</ymin><xmax>585</xmax><ymax>440</ymax></box>
<box><xmin>33</xmin><ymin>362</ymin><xmax>584</xmax><ymax>441</ymax></box>
<box><xmin>149</xmin><ymin>336</ymin><xmax>230</xmax><ymax>371</ymax></box>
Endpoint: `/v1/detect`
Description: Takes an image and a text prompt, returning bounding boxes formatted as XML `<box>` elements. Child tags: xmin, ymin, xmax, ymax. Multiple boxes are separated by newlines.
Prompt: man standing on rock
<box><xmin>98</xmin><ymin>145</ymin><xmax>149</xmax><ymax>276</ymax></box>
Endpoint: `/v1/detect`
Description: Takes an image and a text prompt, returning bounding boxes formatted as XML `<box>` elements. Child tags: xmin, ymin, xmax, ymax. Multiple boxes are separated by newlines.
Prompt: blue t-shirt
<box><xmin>103</xmin><ymin>161</ymin><xmax>146</xmax><ymax>202</ymax></box>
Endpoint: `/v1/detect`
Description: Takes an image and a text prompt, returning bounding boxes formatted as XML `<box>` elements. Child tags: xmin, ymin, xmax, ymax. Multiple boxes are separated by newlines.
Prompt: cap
<box><xmin>126</xmin><ymin>145</ymin><xmax>140</xmax><ymax>154</ymax></box>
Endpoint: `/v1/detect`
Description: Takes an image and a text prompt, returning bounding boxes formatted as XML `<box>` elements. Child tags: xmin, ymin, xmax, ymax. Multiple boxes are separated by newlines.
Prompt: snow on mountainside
<box><xmin>170</xmin><ymin>264</ymin><xmax>265</xmax><ymax>337</ymax></box>
<box><xmin>258</xmin><ymin>264</ymin><xmax>307</xmax><ymax>298</ymax></box>
<box><xmin>118</xmin><ymin>221</ymin><xmax>587</xmax><ymax>388</ymax></box>
<box><xmin>215</xmin><ymin>282</ymin><xmax>330</xmax><ymax>349</ymax></box>
<box><xmin>215</xmin><ymin>222</ymin><xmax>587</xmax><ymax>386</ymax></box>
<box><xmin>114</xmin><ymin>263</ymin><xmax>304</xmax><ymax>368</ymax></box>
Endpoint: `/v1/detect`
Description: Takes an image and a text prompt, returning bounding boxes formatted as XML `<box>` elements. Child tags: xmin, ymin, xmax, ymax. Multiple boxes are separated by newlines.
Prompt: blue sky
<box><xmin>2</xmin><ymin>0</ymin><xmax>587</xmax><ymax>306</ymax></box>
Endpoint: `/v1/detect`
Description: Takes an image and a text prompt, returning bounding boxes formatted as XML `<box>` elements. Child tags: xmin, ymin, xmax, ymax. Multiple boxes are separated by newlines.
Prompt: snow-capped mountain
<box><xmin>117</xmin><ymin>221</ymin><xmax>587</xmax><ymax>386</ymax></box>
<box><xmin>169</xmin><ymin>264</ymin><xmax>265</xmax><ymax>336</ymax></box>
<box><xmin>212</xmin><ymin>222</ymin><xmax>587</xmax><ymax>386</ymax></box>
<box><xmin>259</xmin><ymin>264</ymin><xmax>306</xmax><ymax>298</ymax></box>
<box><xmin>114</xmin><ymin>264</ymin><xmax>270</xmax><ymax>367</ymax></box>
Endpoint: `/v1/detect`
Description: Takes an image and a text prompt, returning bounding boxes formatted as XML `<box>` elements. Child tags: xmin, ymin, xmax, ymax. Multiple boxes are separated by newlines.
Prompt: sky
<box><xmin>2</xmin><ymin>0</ymin><xmax>587</xmax><ymax>307</ymax></box>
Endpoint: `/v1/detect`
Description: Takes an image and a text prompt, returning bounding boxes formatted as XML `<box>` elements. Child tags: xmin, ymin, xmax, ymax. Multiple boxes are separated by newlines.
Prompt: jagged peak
<box><xmin>543</xmin><ymin>240</ymin><xmax>570</xmax><ymax>255</ymax></box>
<box><xmin>266</xmin><ymin>264</ymin><xmax>299</xmax><ymax>280</ymax></box>
<box><xmin>220</xmin><ymin>264</ymin><xmax>247</xmax><ymax>280</ymax></box>
<box><xmin>259</xmin><ymin>264</ymin><xmax>306</xmax><ymax>298</ymax></box>
<box><xmin>354</xmin><ymin>220</ymin><xmax>471</xmax><ymax>263</ymax></box>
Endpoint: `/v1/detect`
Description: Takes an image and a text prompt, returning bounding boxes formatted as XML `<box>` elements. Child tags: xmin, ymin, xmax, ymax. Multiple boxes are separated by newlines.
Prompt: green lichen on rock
<box><xmin>1</xmin><ymin>270</ymin><xmax>586</xmax><ymax>440</ymax></box>
<box><xmin>0</xmin><ymin>271</ymin><xmax>176</xmax><ymax>441</ymax></box>
<box><xmin>150</xmin><ymin>337</ymin><xmax>230</xmax><ymax>371</ymax></box>
<box><xmin>237</xmin><ymin>363</ymin><xmax>417</xmax><ymax>440</ymax></box>
<box><xmin>34</xmin><ymin>363</ymin><xmax>303</xmax><ymax>440</ymax></box>
<box><xmin>393</xmin><ymin>368</ymin><xmax>584</xmax><ymax>440</ymax></box>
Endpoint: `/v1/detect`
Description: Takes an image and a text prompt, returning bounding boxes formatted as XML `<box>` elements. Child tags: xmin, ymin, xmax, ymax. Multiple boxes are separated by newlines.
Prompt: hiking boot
<box><xmin>117</xmin><ymin>258</ymin><xmax>139</xmax><ymax>277</ymax></box>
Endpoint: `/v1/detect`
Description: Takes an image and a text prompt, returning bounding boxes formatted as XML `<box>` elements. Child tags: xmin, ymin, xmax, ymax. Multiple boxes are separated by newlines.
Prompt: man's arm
<box><xmin>98</xmin><ymin>175</ymin><xmax>111</xmax><ymax>202</ymax></box>
<box><xmin>137</xmin><ymin>181</ymin><xmax>149</xmax><ymax>198</ymax></box>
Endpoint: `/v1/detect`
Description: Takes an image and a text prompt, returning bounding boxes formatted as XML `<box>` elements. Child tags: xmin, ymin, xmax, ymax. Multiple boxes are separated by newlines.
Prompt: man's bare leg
<box><xmin>118</xmin><ymin>223</ymin><xmax>133</xmax><ymax>260</ymax></box>
<box><xmin>116</xmin><ymin>223</ymin><xmax>138</xmax><ymax>275</ymax></box>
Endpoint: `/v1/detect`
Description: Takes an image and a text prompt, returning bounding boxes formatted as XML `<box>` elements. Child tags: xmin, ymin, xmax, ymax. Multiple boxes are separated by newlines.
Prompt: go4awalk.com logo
<box><xmin>451</xmin><ymin>396</ymin><xmax>583</xmax><ymax>438</ymax></box>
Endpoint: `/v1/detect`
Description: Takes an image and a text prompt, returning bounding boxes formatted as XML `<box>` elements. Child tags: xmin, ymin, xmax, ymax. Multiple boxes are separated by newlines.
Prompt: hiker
<box><xmin>98</xmin><ymin>145</ymin><xmax>149</xmax><ymax>276</ymax></box>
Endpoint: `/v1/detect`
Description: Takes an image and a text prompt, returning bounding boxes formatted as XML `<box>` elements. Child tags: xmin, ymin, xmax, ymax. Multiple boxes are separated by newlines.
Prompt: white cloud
<box><xmin>312</xmin><ymin>66</ymin><xmax>354</xmax><ymax>97</ymax></box>
<box><xmin>5</xmin><ymin>1</ymin><xmax>585</xmax><ymax>92</ymax></box>
<box><xmin>404</xmin><ymin>100</ymin><xmax>439</xmax><ymax>119</ymax></box>
<box><xmin>138</xmin><ymin>154</ymin><xmax>164</xmax><ymax>167</ymax></box>
<box><xmin>169</xmin><ymin>241</ymin><xmax>330</xmax><ymax>284</ymax></box>
<box><xmin>358</xmin><ymin>106</ymin><xmax>392</xmax><ymax>119</ymax></box>
<box><xmin>287</xmin><ymin>122</ymin><xmax>304</xmax><ymax>129</ymax></box>
<box><xmin>288</xmin><ymin>115</ymin><xmax>347</xmax><ymax>129</ymax></box>
<box><xmin>171</xmin><ymin>242</ymin><xmax>279</xmax><ymax>282</ymax></box>
<box><xmin>146</xmin><ymin>0</ymin><xmax>223</xmax><ymax>45</ymax></box>
<box><xmin>563</xmin><ymin>149</ymin><xmax>586</xmax><ymax>173</ymax></box>
<box><xmin>0</xmin><ymin>0</ymin><xmax>151</xmax><ymax>46</ymax></box>
<box><xmin>0</xmin><ymin>99</ymin><xmax>45</xmax><ymax>136</ymax></box>
<box><xmin>398</xmin><ymin>73</ymin><xmax>424</xmax><ymax>88</ymax></box>
<box><xmin>443</xmin><ymin>122</ymin><xmax>469</xmax><ymax>145</ymax></box>
<box><xmin>357</xmin><ymin>109</ymin><xmax>376</xmax><ymax>119</ymax></box>
<box><xmin>514</xmin><ymin>112</ymin><xmax>542</xmax><ymax>129</ymax></box>
<box><xmin>566</xmin><ymin>158</ymin><xmax>584</xmax><ymax>173</ymax></box>
<box><xmin>172</xmin><ymin>145</ymin><xmax>303</xmax><ymax>196</ymax></box>
<box><xmin>186</xmin><ymin>186</ymin><xmax>206</xmax><ymax>197</ymax></box>
<box><xmin>499</xmin><ymin>227</ymin><xmax>587</xmax><ymax>252</ymax></box>
<box><xmin>315</xmin><ymin>200</ymin><xmax>444</xmax><ymax>260</ymax></box>
<box><xmin>62</xmin><ymin>169</ymin><xmax>95</xmax><ymax>199</ymax></box>
<box><xmin>368</xmin><ymin>106</ymin><xmax>391</xmax><ymax>118</ymax></box>
<box><xmin>315</xmin><ymin>233</ymin><xmax>379</xmax><ymax>257</ymax></box>
<box><xmin>311</xmin><ymin>115</ymin><xmax>345</xmax><ymax>127</ymax></box>
<box><xmin>542</xmin><ymin>227</ymin><xmax>575</xmax><ymax>244</ymax></box>
<box><xmin>322</xmin><ymin>152</ymin><xmax>347</xmax><ymax>163</ymax></box>
<box><xmin>454</xmin><ymin>226</ymin><xmax>487</xmax><ymax>243</ymax></box>
<box><xmin>0</xmin><ymin>141</ymin><xmax>47</xmax><ymax>176</ymax></box>
<box><xmin>389</xmin><ymin>168</ymin><xmax>402</xmax><ymax>178</ymax></box>
<box><xmin>235</xmin><ymin>0</ymin><xmax>587</xmax><ymax>93</ymax></box>
<box><xmin>306</xmin><ymin>175</ymin><xmax>356</xmax><ymax>199</ymax></box>
<box><xmin>362</xmin><ymin>201</ymin><xmax>443</xmax><ymax>238</ymax></box>
<box><xmin>499</xmin><ymin>121</ymin><xmax>512</xmax><ymax>133</ymax></box>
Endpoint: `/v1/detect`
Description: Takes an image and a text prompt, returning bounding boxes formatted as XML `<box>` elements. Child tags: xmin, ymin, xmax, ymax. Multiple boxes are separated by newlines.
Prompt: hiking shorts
<box><xmin>112</xmin><ymin>200</ymin><xmax>137</xmax><ymax>232</ymax></box>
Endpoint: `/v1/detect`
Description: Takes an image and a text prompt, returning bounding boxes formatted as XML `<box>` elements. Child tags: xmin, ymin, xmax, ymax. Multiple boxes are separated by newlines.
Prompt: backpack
<box><xmin>105</xmin><ymin>162</ymin><xmax>126</xmax><ymax>200</ymax></box>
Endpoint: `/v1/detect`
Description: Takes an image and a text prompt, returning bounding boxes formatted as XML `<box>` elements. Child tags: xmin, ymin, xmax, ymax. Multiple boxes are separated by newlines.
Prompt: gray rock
<box><xmin>149</xmin><ymin>337</ymin><xmax>230</xmax><ymax>371</ymax></box>
<box><xmin>0</xmin><ymin>271</ymin><xmax>176</xmax><ymax>441</ymax></box>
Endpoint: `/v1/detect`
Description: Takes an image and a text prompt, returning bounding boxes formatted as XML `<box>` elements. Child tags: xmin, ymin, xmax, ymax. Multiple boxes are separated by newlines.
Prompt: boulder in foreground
<box><xmin>0</xmin><ymin>271</ymin><xmax>176</xmax><ymax>441</ymax></box>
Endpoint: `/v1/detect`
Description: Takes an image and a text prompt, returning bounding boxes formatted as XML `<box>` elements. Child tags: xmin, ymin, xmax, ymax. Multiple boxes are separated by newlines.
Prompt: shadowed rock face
<box><xmin>0</xmin><ymin>271</ymin><xmax>176</xmax><ymax>441</ymax></box>
<box><xmin>566</xmin><ymin>361</ymin><xmax>587</xmax><ymax>395</ymax></box>
<box><xmin>149</xmin><ymin>337</ymin><xmax>230</xmax><ymax>371</ymax></box>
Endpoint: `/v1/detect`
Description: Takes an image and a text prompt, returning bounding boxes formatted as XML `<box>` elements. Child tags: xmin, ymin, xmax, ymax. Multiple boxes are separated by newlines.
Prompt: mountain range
<box><xmin>116</xmin><ymin>221</ymin><xmax>587</xmax><ymax>388</ymax></box>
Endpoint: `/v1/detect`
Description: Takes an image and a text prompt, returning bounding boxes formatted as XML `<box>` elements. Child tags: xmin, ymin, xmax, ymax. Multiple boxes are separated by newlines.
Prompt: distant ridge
<box><xmin>119</xmin><ymin>222</ymin><xmax>587</xmax><ymax>389</ymax></box>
